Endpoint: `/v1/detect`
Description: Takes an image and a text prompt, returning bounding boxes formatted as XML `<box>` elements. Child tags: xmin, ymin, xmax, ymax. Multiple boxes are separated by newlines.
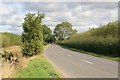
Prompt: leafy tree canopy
<box><xmin>54</xmin><ymin>21</ymin><xmax>77</xmax><ymax>42</ymax></box>
<box><xmin>22</xmin><ymin>11</ymin><xmax>44</xmax><ymax>56</ymax></box>
<box><xmin>43</xmin><ymin>24</ymin><xmax>55</xmax><ymax>43</ymax></box>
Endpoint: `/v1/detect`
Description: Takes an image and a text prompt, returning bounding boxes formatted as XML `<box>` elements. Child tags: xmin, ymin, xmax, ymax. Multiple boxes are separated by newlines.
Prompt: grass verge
<box><xmin>59</xmin><ymin>44</ymin><xmax>120</xmax><ymax>62</ymax></box>
<box><xmin>14</xmin><ymin>55</ymin><xmax>62</xmax><ymax>78</ymax></box>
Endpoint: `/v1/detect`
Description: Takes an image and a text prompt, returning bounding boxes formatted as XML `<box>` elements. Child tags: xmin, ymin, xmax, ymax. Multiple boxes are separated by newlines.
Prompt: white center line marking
<box><xmin>82</xmin><ymin>60</ymin><xmax>93</xmax><ymax>64</ymax></box>
<box><xmin>68</xmin><ymin>54</ymin><xmax>71</xmax><ymax>56</ymax></box>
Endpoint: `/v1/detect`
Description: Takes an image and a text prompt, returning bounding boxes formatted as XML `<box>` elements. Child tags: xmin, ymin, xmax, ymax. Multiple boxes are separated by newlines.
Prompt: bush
<box><xmin>61</xmin><ymin>21</ymin><xmax>119</xmax><ymax>57</ymax></box>
<box><xmin>22</xmin><ymin>12</ymin><xmax>44</xmax><ymax>56</ymax></box>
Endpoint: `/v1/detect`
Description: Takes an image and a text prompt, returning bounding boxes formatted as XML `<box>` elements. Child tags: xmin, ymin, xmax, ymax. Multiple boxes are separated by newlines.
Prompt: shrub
<box><xmin>22</xmin><ymin>12</ymin><xmax>44</xmax><ymax>56</ymax></box>
<box><xmin>61</xmin><ymin>21</ymin><xmax>119</xmax><ymax>57</ymax></box>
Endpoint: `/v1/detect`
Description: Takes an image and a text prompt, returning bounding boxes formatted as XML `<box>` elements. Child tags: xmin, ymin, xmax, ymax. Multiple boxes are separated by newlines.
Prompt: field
<box><xmin>1</xmin><ymin>32</ymin><xmax>22</xmax><ymax>47</ymax></box>
<box><xmin>61</xmin><ymin>21</ymin><xmax>119</xmax><ymax>59</ymax></box>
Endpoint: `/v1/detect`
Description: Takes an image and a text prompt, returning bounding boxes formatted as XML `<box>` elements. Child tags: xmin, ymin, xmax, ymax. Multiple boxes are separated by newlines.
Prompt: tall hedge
<box><xmin>22</xmin><ymin>12</ymin><xmax>44</xmax><ymax>56</ymax></box>
<box><xmin>61</xmin><ymin>21</ymin><xmax>119</xmax><ymax>57</ymax></box>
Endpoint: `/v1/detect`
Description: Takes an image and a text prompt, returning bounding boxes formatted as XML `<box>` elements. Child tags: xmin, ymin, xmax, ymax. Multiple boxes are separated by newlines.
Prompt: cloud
<box><xmin>0</xmin><ymin>2</ymin><xmax>118</xmax><ymax>34</ymax></box>
<box><xmin>0</xmin><ymin>25</ymin><xmax>23</xmax><ymax>35</ymax></box>
<box><xmin>21</xmin><ymin>2</ymin><xmax>70</xmax><ymax>13</ymax></box>
<box><xmin>1</xmin><ymin>2</ymin><xmax>25</xmax><ymax>29</ymax></box>
<box><xmin>1</xmin><ymin>14</ymin><xmax>24</xmax><ymax>27</ymax></box>
<box><xmin>1</xmin><ymin>0</ymin><xmax>119</xmax><ymax>2</ymax></box>
<box><xmin>0</xmin><ymin>3</ymin><xmax>15</xmax><ymax>16</ymax></box>
<box><xmin>79</xmin><ymin>2</ymin><xmax>117</xmax><ymax>9</ymax></box>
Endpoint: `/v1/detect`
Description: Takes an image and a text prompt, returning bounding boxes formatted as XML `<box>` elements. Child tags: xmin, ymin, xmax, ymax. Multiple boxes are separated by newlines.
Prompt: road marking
<box><xmin>68</xmin><ymin>54</ymin><xmax>71</xmax><ymax>56</ymax></box>
<box><xmin>82</xmin><ymin>60</ymin><xmax>93</xmax><ymax>64</ymax></box>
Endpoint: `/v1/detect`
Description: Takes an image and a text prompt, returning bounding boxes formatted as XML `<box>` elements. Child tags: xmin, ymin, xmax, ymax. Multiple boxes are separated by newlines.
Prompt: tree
<box><xmin>43</xmin><ymin>24</ymin><xmax>53</xmax><ymax>43</ymax></box>
<box><xmin>22</xmin><ymin>12</ymin><xmax>44</xmax><ymax>56</ymax></box>
<box><xmin>54</xmin><ymin>21</ymin><xmax>77</xmax><ymax>42</ymax></box>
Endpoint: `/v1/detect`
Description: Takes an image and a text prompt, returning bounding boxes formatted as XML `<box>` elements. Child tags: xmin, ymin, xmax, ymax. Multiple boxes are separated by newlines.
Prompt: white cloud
<box><xmin>0</xmin><ymin>3</ymin><xmax>15</xmax><ymax>16</ymax></box>
<box><xmin>1</xmin><ymin>14</ymin><xmax>24</xmax><ymax>27</ymax></box>
<box><xmin>1</xmin><ymin>0</ymin><xmax>119</xmax><ymax>2</ymax></box>
<box><xmin>0</xmin><ymin>2</ymin><xmax>118</xmax><ymax>34</ymax></box>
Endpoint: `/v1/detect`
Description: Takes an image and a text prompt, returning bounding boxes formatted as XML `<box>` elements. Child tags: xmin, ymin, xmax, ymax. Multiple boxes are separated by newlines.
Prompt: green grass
<box><xmin>60</xmin><ymin>45</ymin><xmax>120</xmax><ymax>62</ymax></box>
<box><xmin>14</xmin><ymin>56</ymin><xmax>62</xmax><ymax>78</ymax></box>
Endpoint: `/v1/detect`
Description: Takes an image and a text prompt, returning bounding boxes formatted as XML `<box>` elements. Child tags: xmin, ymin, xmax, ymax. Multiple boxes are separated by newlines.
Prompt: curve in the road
<box><xmin>45</xmin><ymin>45</ymin><xmax>118</xmax><ymax>78</ymax></box>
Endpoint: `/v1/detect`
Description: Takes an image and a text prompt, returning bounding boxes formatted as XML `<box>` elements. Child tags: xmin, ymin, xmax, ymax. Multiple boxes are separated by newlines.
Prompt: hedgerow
<box><xmin>61</xmin><ymin>21</ymin><xmax>119</xmax><ymax>57</ymax></box>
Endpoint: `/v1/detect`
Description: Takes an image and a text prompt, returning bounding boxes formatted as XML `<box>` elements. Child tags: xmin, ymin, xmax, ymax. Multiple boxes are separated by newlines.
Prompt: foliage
<box><xmin>43</xmin><ymin>25</ymin><xmax>55</xmax><ymax>44</ymax></box>
<box><xmin>22</xmin><ymin>12</ymin><xmax>44</xmax><ymax>56</ymax></box>
<box><xmin>54</xmin><ymin>21</ymin><xmax>77</xmax><ymax>43</ymax></box>
<box><xmin>89</xmin><ymin>21</ymin><xmax>118</xmax><ymax>37</ymax></box>
<box><xmin>61</xmin><ymin>21</ymin><xmax>119</xmax><ymax>57</ymax></box>
<box><xmin>1</xmin><ymin>32</ymin><xmax>22</xmax><ymax>47</ymax></box>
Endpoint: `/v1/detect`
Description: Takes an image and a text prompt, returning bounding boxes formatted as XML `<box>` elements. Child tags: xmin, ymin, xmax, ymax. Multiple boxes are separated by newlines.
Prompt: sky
<box><xmin>0</xmin><ymin>2</ymin><xmax>118</xmax><ymax>35</ymax></box>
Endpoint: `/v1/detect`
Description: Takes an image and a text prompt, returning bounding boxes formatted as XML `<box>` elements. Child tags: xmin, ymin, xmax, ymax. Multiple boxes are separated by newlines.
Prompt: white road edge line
<box><xmin>82</xmin><ymin>60</ymin><xmax>93</xmax><ymax>64</ymax></box>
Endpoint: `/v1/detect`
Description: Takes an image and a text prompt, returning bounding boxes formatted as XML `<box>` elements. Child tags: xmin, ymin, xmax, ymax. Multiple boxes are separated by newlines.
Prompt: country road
<box><xmin>45</xmin><ymin>45</ymin><xmax>118</xmax><ymax>78</ymax></box>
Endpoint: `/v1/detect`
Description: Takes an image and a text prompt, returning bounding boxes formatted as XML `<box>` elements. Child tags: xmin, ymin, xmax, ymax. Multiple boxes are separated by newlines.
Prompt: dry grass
<box><xmin>1</xmin><ymin>46</ymin><xmax>48</xmax><ymax>78</ymax></box>
<box><xmin>1</xmin><ymin>45</ymin><xmax>62</xmax><ymax>78</ymax></box>
<box><xmin>1</xmin><ymin>46</ymin><xmax>24</xmax><ymax>78</ymax></box>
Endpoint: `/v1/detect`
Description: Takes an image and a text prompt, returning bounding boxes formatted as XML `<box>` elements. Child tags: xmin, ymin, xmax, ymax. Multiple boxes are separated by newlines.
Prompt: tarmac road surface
<box><xmin>45</xmin><ymin>45</ymin><xmax>118</xmax><ymax>78</ymax></box>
